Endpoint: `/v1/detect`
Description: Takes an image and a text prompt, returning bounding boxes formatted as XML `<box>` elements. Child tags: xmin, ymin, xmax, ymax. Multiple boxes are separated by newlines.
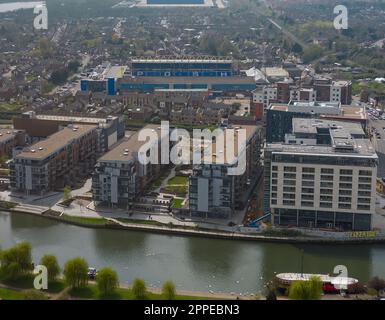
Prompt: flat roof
<box><xmin>120</xmin><ymin>76</ymin><xmax>255</xmax><ymax>84</ymax></box>
<box><xmin>0</xmin><ymin>129</ymin><xmax>19</xmax><ymax>144</ymax></box>
<box><xmin>292</xmin><ymin>118</ymin><xmax>365</xmax><ymax>136</ymax></box>
<box><xmin>99</xmin><ymin>124</ymin><xmax>161</xmax><ymax>163</ymax></box>
<box><xmin>33</xmin><ymin>114</ymin><xmax>118</xmax><ymax>124</ymax></box>
<box><xmin>131</xmin><ymin>58</ymin><xmax>232</xmax><ymax>64</ymax></box>
<box><xmin>16</xmin><ymin>124</ymin><xmax>97</xmax><ymax>160</ymax></box>
<box><xmin>105</xmin><ymin>66</ymin><xmax>127</xmax><ymax>79</ymax></box>
<box><xmin>200</xmin><ymin>125</ymin><xmax>257</xmax><ymax>165</ymax></box>
<box><xmin>267</xmin><ymin>139</ymin><xmax>377</xmax><ymax>157</ymax></box>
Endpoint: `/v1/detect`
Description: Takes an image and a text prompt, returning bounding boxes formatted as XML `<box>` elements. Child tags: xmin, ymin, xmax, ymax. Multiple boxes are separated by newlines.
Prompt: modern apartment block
<box><xmin>0</xmin><ymin>129</ymin><xmax>26</xmax><ymax>158</ymax></box>
<box><xmin>92</xmin><ymin>125</ymin><xmax>164</xmax><ymax>209</ymax></box>
<box><xmin>10</xmin><ymin>124</ymin><xmax>99</xmax><ymax>195</ymax></box>
<box><xmin>13</xmin><ymin>111</ymin><xmax>125</xmax><ymax>154</ymax></box>
<box><xmin>188</xmin><ymin>125</ymin><xmax>262</xmax><ymax>219</ymax></box>
<box><xmin>253</xmin><ymin>79</ymin><xmax>352</xmax><ymax>111</ymax></box>
<box><xmin>264</xmin><ymin>118</ymin><xmax>378</xmax><ymax>231</ymax></box>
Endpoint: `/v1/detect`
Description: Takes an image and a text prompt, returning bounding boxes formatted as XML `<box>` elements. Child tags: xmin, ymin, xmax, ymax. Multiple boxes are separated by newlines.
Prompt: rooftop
<box><xmin>120</xmin><ymin>76</ymin><xmax>255</xmax><ymax>85</ymax></box>
<box><xmin>0</xmin><ymin>129</ymin><xmax>19</xmax><ymax>144</ymax></box>
<box><xmin>99</xmin><ymin>124</ymin><xmax>161</xmax><ymax>163</ymax></box>
<box><xmin>16</xmin><ymin>124</ymin><xmax>97</xmax><ymax>160</ymax></box>
<box><xmin>269</xmin><ymin>118</ymin><xmax>375</xmax><ymax>157</ymax></box>
<box><xmin>269</xmin><ymin>101</ymin><xmax>341</xmax><ymax>115</ymax></box>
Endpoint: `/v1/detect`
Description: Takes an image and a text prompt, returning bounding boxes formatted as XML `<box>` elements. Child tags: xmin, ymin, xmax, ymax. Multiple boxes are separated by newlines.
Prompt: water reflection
<box><xmin>1</xmin><ymin>211</ymin><xmax>385</xmax><ymax>292</ymax></box>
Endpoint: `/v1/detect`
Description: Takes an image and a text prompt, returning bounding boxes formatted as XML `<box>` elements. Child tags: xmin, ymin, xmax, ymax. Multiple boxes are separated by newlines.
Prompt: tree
<box><xmin>302</xmin><ymin>44</ymin><xmax>323</xmax><ymax>63</ymax></box>
<box><xmin>40</xmin><ymin>254</ymin><xmax>60</xmax><ymax>282</ymax></box>
<box><xmin>96</xmin><ymin>267</ymin><xmax>118</xmax><ymax>297</ymax></box>
<box><xmin>288</xmin><ymin>276</ymin><xmax>323</xmax><ymax>300</ymax></box>
<box><xmin>63</xmin><ymin>186</ymin><xmax>72</xmax><ymax>202</ymax></box>
<box><xmin>162</xmin><ymin>281</ymin><xmax>176</xmax><ymax>300</ymax></box>
<box><xmin>0</xmin><ymin>242</ymin><xmax>33</xmax><ymax>281</ymax></box>
<box><xmin>23</xmin><ymin>289</ymin><xmax>48</xmax><ymax>300</ymax></box>
<box><xmin>131</xmin><ymin>278</ymin><xmax>147</xmax><ymax>300</ymax></box>
<box><xmin>63</xmin><ymin>257</ymin><xmax>88</xmax><ymax>289</ymax></box>
<box><xmin>368</xmin><ymin>277</ymin><xmax>385</xmax><ymax>297</ymax></box>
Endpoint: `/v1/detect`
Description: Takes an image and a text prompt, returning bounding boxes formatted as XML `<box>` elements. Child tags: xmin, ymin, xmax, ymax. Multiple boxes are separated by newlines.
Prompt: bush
<box><xmin>288</xmin><ymin>276</ymin><xmax>323</xmax><ymax>300</ymax></box>
<box><xmin>40</xmin><ymin>255</ymin><xmax>60</xmax><ymax>282</ymax></box>
<box><xmin>132</xmin><ymin>278</ymin><xmax>147</xmax><ymax>300</ymax></box>
<box><xmin>96</xmin><ymin>268</ymin><xmax>119</xmax><ymax>297</ymax></box>
<box><xmin>347</xmin><ymin>282</ymin><xmax>367</xmax><ymax>295</ymax></box>
<box><xmin>162</xmin><ymin>281</ymin><xmax>176</xmax><ymax>300</ymax></box>
<box><xmin>63</xmin><ymin>257</ymin><xmax>88</xmax><ymax>289</ymax></box>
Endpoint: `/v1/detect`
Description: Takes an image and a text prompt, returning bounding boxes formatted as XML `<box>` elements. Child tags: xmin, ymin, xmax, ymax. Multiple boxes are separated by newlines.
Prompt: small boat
<box><xmin>276</xmin><ymin>273</ymin><xmax>359</xmax><ymax>294</ymax></box>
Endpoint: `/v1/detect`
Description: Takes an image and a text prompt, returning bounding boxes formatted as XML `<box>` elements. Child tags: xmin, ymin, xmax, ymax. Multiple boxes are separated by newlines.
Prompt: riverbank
<box><xmin>4</xmin><ymin>207</ymin><xmax>385</xmax><ymax>245</ymax></box>
<box><xmin>0</xmin><ymin>278</ymin><xmax>243</xmax><ymax>300</ymax></box>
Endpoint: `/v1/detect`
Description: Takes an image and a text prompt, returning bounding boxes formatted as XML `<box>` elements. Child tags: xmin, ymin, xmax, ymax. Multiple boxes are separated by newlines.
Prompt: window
<box><xmin>359</xmin><ymin>170</ymin><xmax>372</xmax><ymax>176</ymax></box>
<box><xmin>321</xmin><ymin>168</ymin><xmax>334</xmax><ymax>174</ymax></box>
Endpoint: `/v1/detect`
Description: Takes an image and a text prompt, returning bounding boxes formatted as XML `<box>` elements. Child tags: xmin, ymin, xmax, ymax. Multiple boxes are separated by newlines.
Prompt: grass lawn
<box><xmin>168</xmin><ymin>176</ymin><xmax>188</xmax><ymax>185</ymax></box>
<box><xmin>60</xmin><ymin>215</ymin><xmax>108</xmax><ymax>226</ymax></box>
<box><xmin>171</xmin><ymin>198</ymin><xmax>184</xmax><ymax>209</ymax></box>
<box><xmin>116</xmin><ymin>218</ymin><xmax>165</xmax><ymax>227</ymax></box>
<box><xmin>164</xmin><ymin>176</ymin><xmax>188</xmax><ymax>196</ymax></box>
<box><xmin>70</xmin><ymin>284</ymin><xmax>211</xmax><ymax>300</ymax></box>
<box><xmin>0</xmin><ymin>287</ymin><xmax>25</xmax><ymax>300</ymax></box>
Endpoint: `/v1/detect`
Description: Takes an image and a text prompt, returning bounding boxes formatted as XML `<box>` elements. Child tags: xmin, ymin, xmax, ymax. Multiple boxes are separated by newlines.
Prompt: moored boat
<box><xmin>276</xmin><ymin>273</ymin><xmax>359</xmax><ymax>294</ymax></box>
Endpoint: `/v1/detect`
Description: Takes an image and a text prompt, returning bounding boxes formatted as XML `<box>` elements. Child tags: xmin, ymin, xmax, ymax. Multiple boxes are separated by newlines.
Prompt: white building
<box><xmin>264</xmin><ymin>118</ymin><xmax>378</xmax><ymax>231</ymax></box>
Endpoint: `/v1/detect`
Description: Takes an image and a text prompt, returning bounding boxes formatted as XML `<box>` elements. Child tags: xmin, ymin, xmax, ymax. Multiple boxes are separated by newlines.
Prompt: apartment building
<box><xmin>264</xmin><ymin>118</ymin><xmax>378</xmax><ymax>231</ymax></box>
<box><xmin>13</xmin><ymin>111</ymin><xmax>125</xmax><ymax>154</ymax></box>
<box><xmin>92</xmin><ymin>125</ymin><xmax>164</xmax><ymax>209</ymax></box>
<box><xmin>189</xmin><ymin>125</ymin><xmax>262</xmax><ymax>219</ymax></box>
<box><xmin>10</xmin><ymin>124</ymin><xmax>99</xmax><ymax>195</ymax></box>
<box><xmin>253</xmin><ymin>79</ymin><xmax>352</xmax><ymax>111</ymax></box>
<box><xmin>0</xmin><ymin>129</ymin><xmax>26</xmax><ymax>158</ymax></box>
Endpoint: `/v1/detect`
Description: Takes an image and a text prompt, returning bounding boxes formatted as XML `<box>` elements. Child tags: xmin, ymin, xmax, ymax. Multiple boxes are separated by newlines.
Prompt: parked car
<box><xmin>87</xmin><ymin>267</ymin><xmax>97</xmax><ymax>280</ymax></box>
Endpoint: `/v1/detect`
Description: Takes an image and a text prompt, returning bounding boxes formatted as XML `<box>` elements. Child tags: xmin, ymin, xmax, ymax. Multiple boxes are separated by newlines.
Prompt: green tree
<box><xmin>63</xmin><ymin>186</ymin><xmax>72</xmax><ymax>202</ymax></box>
<box><xmin>63</xmin><ymin>257</ymin><xmax>88</xmax><ymax>289</ymax></box>
<box><xmin>96</xmin><ymin>267</ymin><xmax>118</xmax><ymax>297</ymax></box>
<box><xmin>162</xmin><ymin>281</ymin><xmax>176</xmax><ymax>300</ymax></box>
<box><xmin>131</xmin><ymin>278</ymin><xmax>147</xmax><ymax>300</ymax></box>
<box><xmin>0</xmin><ymin>242</ymin><xmax>33</xmax><ymax>281</ymax></box>
<box><xmin>288</xmin><ymin>276</ymin><xmax>323</xmax><ymax>300</ymax></box>
<box><xmin>303</xmin><ymin>44</ymin><xmax>323</xmax><ymax>63</ymax></box>
<box><xmin>40</xmin><ymin>254</ymin><xmax>60</xmax><ymax>282</ymax></box>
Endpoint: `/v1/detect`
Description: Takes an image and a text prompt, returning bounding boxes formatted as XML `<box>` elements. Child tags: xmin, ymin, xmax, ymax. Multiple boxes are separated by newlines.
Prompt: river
<box><xmin>1</xmin><ymin>211</ymin><xmax>385</xmax><ymax>294</ymax></box>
